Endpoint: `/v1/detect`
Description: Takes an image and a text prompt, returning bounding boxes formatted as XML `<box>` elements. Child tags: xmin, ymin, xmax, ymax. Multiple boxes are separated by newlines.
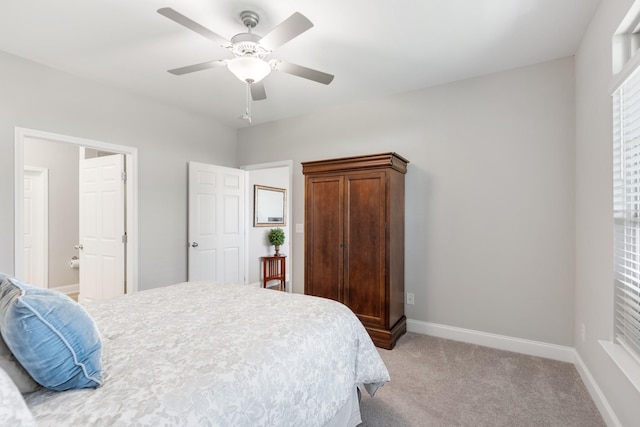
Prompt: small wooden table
<box><xmin>262</xmin><ymin>255</ymin><xmax>286</xmax><ymax>291</ymax></box>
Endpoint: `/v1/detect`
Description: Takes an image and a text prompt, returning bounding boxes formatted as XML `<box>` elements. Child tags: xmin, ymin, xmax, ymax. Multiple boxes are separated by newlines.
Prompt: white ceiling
<box><xmin>0</xmin><ymin>0</ymin><xmax>601</xmax><ymax>129</ymax></box>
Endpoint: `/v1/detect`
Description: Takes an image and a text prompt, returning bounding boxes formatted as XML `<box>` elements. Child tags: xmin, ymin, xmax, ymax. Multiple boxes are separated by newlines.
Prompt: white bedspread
<box><xmin>25</xmin><ymin>282</ymin><xmax>389</xmax><ymax>426</ymax></box>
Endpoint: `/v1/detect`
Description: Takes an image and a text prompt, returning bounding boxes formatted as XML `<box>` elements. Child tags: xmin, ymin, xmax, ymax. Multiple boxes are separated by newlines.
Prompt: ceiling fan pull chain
<box><xmin>243</xmin><ymin>81</ymin><xmax>252</xmax><ymax>125</ymax></box>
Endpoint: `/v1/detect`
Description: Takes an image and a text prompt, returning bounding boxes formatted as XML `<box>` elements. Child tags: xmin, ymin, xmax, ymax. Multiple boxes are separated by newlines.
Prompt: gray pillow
<box><xmin>0</xmin><ymin>273</ymin><xmax>40</xmax><ymax>394</ymax></box>
<box><xmin>0</xmin><ymin>334</ymin><xmax>40</xmax><ymax>394</ymax></box>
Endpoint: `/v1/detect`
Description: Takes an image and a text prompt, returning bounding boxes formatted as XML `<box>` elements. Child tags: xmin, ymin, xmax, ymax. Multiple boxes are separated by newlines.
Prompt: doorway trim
<box><xmin>23</xmin><ymin>166</ymin><xmax>49</xmax><ymax>288</ymax></box>
<box><xmin>14</xmin><ymin>127</ymin><xmax>138</xmax><ymax>294</ymax></box>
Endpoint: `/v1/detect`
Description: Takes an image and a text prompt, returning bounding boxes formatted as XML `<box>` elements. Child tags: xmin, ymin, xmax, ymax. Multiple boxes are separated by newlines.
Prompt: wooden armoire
<box><xmin>302</xmin><ymin>153</ymin><xmax>408</xmax><ymax>349</ymax></box>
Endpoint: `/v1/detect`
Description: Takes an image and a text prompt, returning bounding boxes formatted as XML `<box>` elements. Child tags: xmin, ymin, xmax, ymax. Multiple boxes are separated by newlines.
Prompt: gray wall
<box><xmin>23</xmin><ymin>137</ymin><xmax>79</xmax><ymax>288</ymax></box>
<box><xmin>575</xmin><ymin>0</ymin><xmax>640</xmax><ymax>425</ymax></box>
<box><xmin>0</xmin><ymin>51</ymin><xmax>238</xmax><ymax>290</ymax></box>
<box><xmin>238</xmin><ymin>57</ymin><xmax>576</xmax><ymax>347</ymax></box>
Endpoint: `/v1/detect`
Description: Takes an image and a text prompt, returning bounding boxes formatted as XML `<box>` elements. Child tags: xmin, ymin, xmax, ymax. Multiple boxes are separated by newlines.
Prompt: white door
<box><xmin>23</xmin><ymin>167</ymin><xmax>48</xmax><ymax>288</ymax></box>
<box><xmin>79</xmin><ymin>154</ymin><xmax>125</xmax><ymax>302</ymax></box>
<box><xmin>188</xmin><ymin>162</ymin><xmax>245</xmax><ymax>283</ymax></box>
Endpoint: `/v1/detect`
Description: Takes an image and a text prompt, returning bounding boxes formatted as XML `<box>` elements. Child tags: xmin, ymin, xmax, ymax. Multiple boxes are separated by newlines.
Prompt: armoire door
<box><xmin>305</xmin><ymin>175</ymin><xmax>344</xmax><ymax>301</ymax></box>
<box><xmin>343</xmin><ymin>171</ymin><xmax>387</xmax><ymax>328</ymax></box>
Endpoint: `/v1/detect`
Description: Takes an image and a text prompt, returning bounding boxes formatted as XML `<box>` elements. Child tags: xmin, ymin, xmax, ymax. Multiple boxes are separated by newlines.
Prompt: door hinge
<box><xmin>122</xmin><ymin>234</ymin><xmax>128</xmax><ymax>244</ymax></box>
<box><xmin>121</xmin><ymin>172</ymin><xmax>127</xmax><ymax>182</ymax></box>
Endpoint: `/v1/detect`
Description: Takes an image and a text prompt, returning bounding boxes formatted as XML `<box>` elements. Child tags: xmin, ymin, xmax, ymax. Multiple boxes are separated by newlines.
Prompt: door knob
<box><xmin>191</xmin><ymin>242</ymin><xmax>199</xmax><ymax>248</ymax></box>
<box><xmin>75</xmin><ymin>244</ymin><xmax>84</xmax><ymax>250</ymax></box>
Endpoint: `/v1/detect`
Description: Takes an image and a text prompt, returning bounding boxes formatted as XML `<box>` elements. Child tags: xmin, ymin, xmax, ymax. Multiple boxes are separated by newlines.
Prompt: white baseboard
<box><xmin>49</xmin><ymin>283</ymin><xmax>79</xmax><ymax>295</ymax></box>
<box><xmin>573</xmin><ymin>350</ymin><xmax>621</xmax><ymax>427</ymax></box>
<box><xmin>406</xmin><ymin>319</ymin><xmax>574</xmax><ymax>362</ymax></box>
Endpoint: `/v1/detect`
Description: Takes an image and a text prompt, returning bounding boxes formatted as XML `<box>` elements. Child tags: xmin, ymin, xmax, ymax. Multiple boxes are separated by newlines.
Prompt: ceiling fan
<box><xmin>157</xmin><ymin>7</ymin><xmax>334</xmax><ymax>102</ymax></box>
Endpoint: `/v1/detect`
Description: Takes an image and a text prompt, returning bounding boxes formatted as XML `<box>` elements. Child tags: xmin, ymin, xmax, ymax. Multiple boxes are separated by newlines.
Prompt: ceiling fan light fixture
<box><xmin>227</xmin><ymin>57</ymin><xmax>271</xmax><ymax>83</ymax></box>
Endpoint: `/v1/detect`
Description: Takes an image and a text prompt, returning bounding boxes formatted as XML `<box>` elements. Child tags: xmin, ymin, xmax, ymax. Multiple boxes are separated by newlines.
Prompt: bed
<box><xmin>1</xmin><ymin>279</ymin><xmax>389</xmax><ymax>426</ymax></box>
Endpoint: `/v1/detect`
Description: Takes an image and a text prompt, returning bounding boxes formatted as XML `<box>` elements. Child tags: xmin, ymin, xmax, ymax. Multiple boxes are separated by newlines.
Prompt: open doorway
<box><xmin>242</xmin><ymin>160</ymin><xmax>293</xmax><ymax>291</ymax></box>
<box><xmin>14</xmin><ymin>127</ymin><xmax>138</xmax><ymax>298</ymax></box>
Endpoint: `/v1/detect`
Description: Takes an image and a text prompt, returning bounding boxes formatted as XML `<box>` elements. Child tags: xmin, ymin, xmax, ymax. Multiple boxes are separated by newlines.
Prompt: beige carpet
<box><xmin>359</xmin><ymin>333</ymin><xmax>605</xmax><ymax>427</ymax></box>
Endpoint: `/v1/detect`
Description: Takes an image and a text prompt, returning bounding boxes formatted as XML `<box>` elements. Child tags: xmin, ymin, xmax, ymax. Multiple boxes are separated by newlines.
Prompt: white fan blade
<box><xmin>251</xmin><ymin>82</ymin><xmax>267</xmax><ymax>101</ymax></box>
<box><xmin>272</xmin><ymin>60</ymin><xmax>334</xmax><ymax>85</ymax></box>
<box><xmin>259</xmin><ymin>12</ymin><xmax>313</xmax><ymax>51</ymax></box>
<box><xmin>168</xmin><ymin>60</ymin><xmax>227</xmax><ymax>76</ymax></box>
<box><xmin>158</xmin><ymin>8</ymin><xmax>231</xmax><ymax>47</ymax></box>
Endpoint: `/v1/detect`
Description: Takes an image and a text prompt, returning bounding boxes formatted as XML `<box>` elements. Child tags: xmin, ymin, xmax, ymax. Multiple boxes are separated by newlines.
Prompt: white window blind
<box><xmin>613</xmin><ymin>65</ymin><xmax>640</xmax><ymax>363</ymax></box>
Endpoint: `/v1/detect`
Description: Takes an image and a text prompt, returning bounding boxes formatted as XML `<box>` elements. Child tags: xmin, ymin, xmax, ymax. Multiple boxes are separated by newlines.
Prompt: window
<box><xmin>613</xmin><ymin>66</ymin><xmax>640</xmax><ymax>364</ymax></box>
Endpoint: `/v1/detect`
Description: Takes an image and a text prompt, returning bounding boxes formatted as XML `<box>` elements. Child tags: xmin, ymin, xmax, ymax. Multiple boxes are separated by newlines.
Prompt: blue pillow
<box><xmin>0</xmin><ymin>278</ymin><xmax>102</xmax><ymax>391</ymax></box>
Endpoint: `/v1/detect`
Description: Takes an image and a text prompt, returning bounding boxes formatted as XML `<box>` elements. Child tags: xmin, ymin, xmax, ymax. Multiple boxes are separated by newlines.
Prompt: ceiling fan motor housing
<box><xmin>230</xmin><ymin>11</ymin><xmax>270</xmax><ymax>59</ymax></box>
<box><xmin>230</xmin><ymin>33</ymin><xmax>270</xmax><ymax>59</ymax></box>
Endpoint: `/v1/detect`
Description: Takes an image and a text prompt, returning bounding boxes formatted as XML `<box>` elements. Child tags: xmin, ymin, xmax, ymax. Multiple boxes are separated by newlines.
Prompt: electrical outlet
<box><xmin>406</xmin><ymin>292</ymin><xmax>414</xmax><ymax>305</ymax></box>
<box><xmin>581</xmin><ymin>323</ymin><xmax>586</xmax><ymax>342</ymax></box>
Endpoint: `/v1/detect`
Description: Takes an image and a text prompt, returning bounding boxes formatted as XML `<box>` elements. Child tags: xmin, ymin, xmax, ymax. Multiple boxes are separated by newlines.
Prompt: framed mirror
<box><xmin>254</xmin><ymin>185</ymin><xmax>286</xmax><ymax>227</ymax></box>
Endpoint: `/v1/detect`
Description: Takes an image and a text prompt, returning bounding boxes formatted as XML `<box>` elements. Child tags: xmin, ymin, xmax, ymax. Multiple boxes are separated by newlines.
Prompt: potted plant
<box><xmin>268</xmin><ymin>228</ymin><xmax>285</xmax><ymax>256</ymax></box>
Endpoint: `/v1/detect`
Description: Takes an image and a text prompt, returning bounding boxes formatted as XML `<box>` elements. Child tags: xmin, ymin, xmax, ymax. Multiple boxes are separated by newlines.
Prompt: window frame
<box><xmin>607</xmin><ymin>1</ymin><xmax>640</xmax><ymax>393</ymax></box>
